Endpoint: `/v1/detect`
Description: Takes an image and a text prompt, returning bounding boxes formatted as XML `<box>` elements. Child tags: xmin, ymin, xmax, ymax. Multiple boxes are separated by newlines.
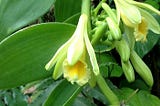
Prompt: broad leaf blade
<box><xmin>117</xmin><ymin>88</ymin><xmax>160</xmax><ymax>106</ymax></box>
<box><xmin>0</xmin><ymin>0</ymin><xmax>55</xmax><ymax>41</ymax></box>
<box><xmin>64</xmin><ymin>13</ymin><xmax>81</xmax><ymax>25</ymax></box>
<box><xmin>0</xmin><ymin>23</ymin><xmax>75</xmax><ymax>89</ymax></box>
<box><xmin>28</xmin><ymin>80</ymin><xmax>62</xmax><ymax>106</ymax></box>
<box><xmin>55</xmin><ymin>0</ymin><xmax>81</xmax><ymax>22</ymax></box>
<box><xmin>43</xmin><ymin>80</ymin><xmax>82</xmax><ymax>106</ymax></box>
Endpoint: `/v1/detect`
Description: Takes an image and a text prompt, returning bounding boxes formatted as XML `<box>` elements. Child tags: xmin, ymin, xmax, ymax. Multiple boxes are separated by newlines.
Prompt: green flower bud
<box><xmin>106</xmin><ymin>17</ymin><xmax>121</xmax><ymax>40</ymax></box>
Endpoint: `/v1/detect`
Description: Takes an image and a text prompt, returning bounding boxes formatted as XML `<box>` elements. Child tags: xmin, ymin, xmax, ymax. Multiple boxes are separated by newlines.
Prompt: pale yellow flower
<box><xmin>45</xmin><ymin>14</ymin><xmax>99</xmax><ymax>86</ymax></box>
<box><xmin>114</xmin><ymin>0</ymin><xmax>160</xmax><ymax>42</ymax></box>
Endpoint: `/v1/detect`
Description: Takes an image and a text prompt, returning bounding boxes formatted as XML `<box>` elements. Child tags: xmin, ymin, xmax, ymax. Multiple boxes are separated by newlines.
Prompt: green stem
<box><xmin>91</xmin><ymin>22</ymin><xmax>107</xmax><ymax>45</ymax></box>
<box><xmin>81</xmin><ymin>0</ymin><xmax>91</xmax><ymax>33</ymax></box>
<box><xmin>93</xmin><ymin>0</ymin><xmax>107</xmax><ymax>16</ymax></box>
<box><xmin>96</xmin><ymin>74</ymin><xmax>120</xmax><ymax>105</ymax></box>
<box><xmin>82</xmin><ymin>0</ymin><xmax>120</xmax><ymax>105</ymax></box>
<box><xmin>81</xmin><ymin>0</ymin><xmax>90</xmax><ymax>16</ymax></box>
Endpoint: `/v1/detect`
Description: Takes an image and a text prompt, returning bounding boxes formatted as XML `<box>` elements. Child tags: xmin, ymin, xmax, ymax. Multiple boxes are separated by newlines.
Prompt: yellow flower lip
<box><xmin>63</xmin><ymin>59</ymin><xmax>90</xmax><ymax>86</ymax></box>
<box><xmin>134</xmin><ymin>17</ymin><xmax>148</xmax><ymax>42</ymax></box>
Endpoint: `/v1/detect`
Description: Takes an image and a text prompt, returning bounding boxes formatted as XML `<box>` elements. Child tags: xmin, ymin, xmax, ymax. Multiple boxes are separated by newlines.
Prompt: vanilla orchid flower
<box><xmin>45</xmin><ymin>14</ymin><xmax>99</xmax><ymax>86</ymax></box>
<box><xmin>114</xmin><ymin>0</ymin><xmax>160</xmax><ymax>42</ymax></box>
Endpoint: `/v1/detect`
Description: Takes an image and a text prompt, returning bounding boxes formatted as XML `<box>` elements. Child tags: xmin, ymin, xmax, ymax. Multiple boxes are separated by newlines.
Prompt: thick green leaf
<box><xmin>72</xmin><ymin>97</ymin><xmax>95</xmax><ymax>106</ymax></box>
<box><xmin>64</xmin><ymin>13</ymin><xmax>81</xmax><ymax>25</ymax></box>
<box><xmin>116</xmin><ymin>88</ymin><xmax>160</xmax><ymax>106</ymax></box>
<box><xmin>145</xmin><ymin>0</ymin><xmax>159</xmax><ymax>9</ymax></box>
<box><xmin>0</xmin><ymin>23</ymin><xmax>75</xmax><ymax>89</ymax></box>
<box><xmin>0</xmin><ymin>0</ymin><xmax>55</xmax><ymax>41</ymax></box>
<box><xmin>97</xmin><ymin>53</ymin><xmax>123</xmax><ymax>78</ymax></box>
<box><xmin>55</xmin><ymin>0</ymin><xmax>81</xmax><ymax>22</ymax></box>
<box><xmin>43</xmin><ymin>80</ymin><xmax>82</xmax><ymax>106</ymax></box>
<box><xmin>86</xmin><ymin>86</ymin><xmax>109</xmax><ymax>105</ymax></box>
<box><xmin>120</xmin><ymin>79</ymin><xmax>149</xmax><ymax>91</ymax></box>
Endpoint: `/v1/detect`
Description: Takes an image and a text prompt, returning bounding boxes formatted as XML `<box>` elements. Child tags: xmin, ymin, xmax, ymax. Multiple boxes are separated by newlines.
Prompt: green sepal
<box><xmin>84</xmin><ymin>31</ymin><xmax>99</xmax><ymax>76</ymax></box>
<box><xmin>53</xmin><ymin>52</ymin><xmax>66</xmax><ymax>80</ymax></box>
<box><xmin>45</xmin><ymin>35</ymin><xmax>74</xmax><ymax>70</ymax></box>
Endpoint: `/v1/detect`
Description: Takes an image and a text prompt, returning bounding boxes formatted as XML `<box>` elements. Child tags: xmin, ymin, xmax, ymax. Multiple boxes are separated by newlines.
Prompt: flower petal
<box><xmin>84</xmin><ymin>31</ymin><xmax>99</xmax><ymax>75</ymax></box>
<box><xmin>63</xmin><ymin>59</ymin><xmax>90</xmax><ymax>86</ymax></box>
<box><xmin>67</xmin><ymin>34</ymin><xmax>85</xmax><ymax>66</ymax></box>
<box><xmin>114</xmin><ymin>0</ymin><xmax>141</xmax><ymax>27</ymax></box>
<box><xmin>67</xmin><ymin>14</ymin><xmax>86</xmax><ymax>65</ymax></box>
<box><xmin>139</xmin><ymin>8</ymin><xmax>160</xmax><ymax>34</ymax></box>
<box><xmin>52</xmin><ymin>52</ymin><xmax>66</xmax><ymax>80</ymax></box>
<box><xmin>134</xmin><ymin>17</ymin><xmax>148</xmax><ymax>42</ymax></box>
<box><xmin>125</xmin><ymin>0</ymin><xmax>160</xmax><ymax>15</ymax></box>
<box><xmin>45</xmin><ymin>34</ymin><xmax>75</xmax><ymax>70</ymax></box>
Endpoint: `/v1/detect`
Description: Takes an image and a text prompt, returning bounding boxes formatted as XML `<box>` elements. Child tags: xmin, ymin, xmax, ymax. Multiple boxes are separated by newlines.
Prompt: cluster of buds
<box><xmin>91</xmin><ymin>0</ymin><xmax>160</xmax><ymax>87</ymax></box>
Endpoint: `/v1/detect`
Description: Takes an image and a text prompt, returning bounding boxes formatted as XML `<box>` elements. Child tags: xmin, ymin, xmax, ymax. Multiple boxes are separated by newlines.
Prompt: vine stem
<box><xmin>96</xmin><ymin>74</ymin><xmax>120</xmax><ymax>105</ymax></box>
<box><xmin>93</xmin><ymin>0</ymin><xmax>107</xmax><ymax>16</ymax></box>
<box><xmin>81</xmin><ymin>0</ymin><xmax>91</xmax><ymax>32</ymax></box>
<box><xmin>81</xmin><ymin>0</ymin><xmax>120</xmax><ymax>105</ymax></box>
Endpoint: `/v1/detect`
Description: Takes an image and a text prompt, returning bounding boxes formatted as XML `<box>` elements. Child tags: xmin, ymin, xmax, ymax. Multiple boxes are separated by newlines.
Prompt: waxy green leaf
<box><xmin>44</xmin><ymin>80</ymin><xmax>82</xmax><ymax>106</ymax></box>
<box><xmin>0</xmin><ymin>23</ymin><xmax>75</xmax><ymax>89</ymax></box>
<box><xmin>0</xmin><ymin>0</ymin><xmax>55</xmax><ymax>41</ymax></box>
<box><xmin>55</xmin><ymin>0</ymin><xmax>81</xmax><ymax>22</ymax></box>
